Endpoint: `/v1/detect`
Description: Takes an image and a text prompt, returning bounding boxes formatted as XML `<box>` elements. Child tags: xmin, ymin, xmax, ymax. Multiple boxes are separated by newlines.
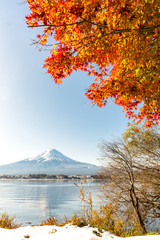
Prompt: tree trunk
<box><xmin>129</xmin><ymin>187</ymin><xmax>147</xmax><ymax>234</ymax></box>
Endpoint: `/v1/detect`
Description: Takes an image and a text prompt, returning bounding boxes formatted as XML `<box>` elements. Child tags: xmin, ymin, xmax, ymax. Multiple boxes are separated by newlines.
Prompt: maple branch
<box><xmin>26</xmin><ymin>0</ymin><xmax>160</xmax><ymax>126</ymax></box>
<box><xmin>83</xmin><ymin>17</ymin><xmax>160</xmax><ymax>32</ymax></box>
<box><xmin>28</xmin><ymin>21</ymin><xmax>85</xmax><ymax>28</ymax></box>
<box><xmin>81</xmin><ymin>17</ymin><xmax>160</xmax><ymax>34</ymax></box>
<box><xmin>28</xmin><ymin>20</ymin><xmax>160</xmax><ymax>37</ymax></box>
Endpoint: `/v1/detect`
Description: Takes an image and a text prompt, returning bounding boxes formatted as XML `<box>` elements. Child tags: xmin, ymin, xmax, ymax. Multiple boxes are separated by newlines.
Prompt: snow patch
<box><xmin>0</xmin><ymin>224</ymin><xmax>159</xmax><ymax>240</ymax></box>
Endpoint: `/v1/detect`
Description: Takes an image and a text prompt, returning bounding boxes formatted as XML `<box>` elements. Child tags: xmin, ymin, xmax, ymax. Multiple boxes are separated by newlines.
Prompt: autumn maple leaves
<box><xmin>26</xmin><ymin>0</ymin><xmax>160</xmax><ymax>127</ymax></box>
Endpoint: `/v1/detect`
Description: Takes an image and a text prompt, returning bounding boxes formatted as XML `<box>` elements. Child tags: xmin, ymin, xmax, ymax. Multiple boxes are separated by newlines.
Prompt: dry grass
<box><xmin>0</xmin><ymin>212</ymin><xmax>21</xmax><ymax>229</ymax></box>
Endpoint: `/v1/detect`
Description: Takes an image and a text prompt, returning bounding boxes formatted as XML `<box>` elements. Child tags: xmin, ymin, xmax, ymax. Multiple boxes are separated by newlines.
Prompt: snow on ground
<box><xmin>0</xmin><ymin>224</ymin><xmax>159</xmax><ymax>240</ymax></box>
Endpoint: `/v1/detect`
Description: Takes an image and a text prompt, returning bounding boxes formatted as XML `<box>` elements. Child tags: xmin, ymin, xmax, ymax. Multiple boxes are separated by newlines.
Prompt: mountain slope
<box><xmin>0</xmin><ymin>149</ymin><xmax>99</xmax><ymax>175</ymax></box>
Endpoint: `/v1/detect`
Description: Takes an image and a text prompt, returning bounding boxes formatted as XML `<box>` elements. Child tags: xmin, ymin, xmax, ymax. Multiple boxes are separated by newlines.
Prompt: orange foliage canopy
<box><xmin>26</xmin><ymin>0</ymin><xmax>160</xmax><ymax>126</ymax></box>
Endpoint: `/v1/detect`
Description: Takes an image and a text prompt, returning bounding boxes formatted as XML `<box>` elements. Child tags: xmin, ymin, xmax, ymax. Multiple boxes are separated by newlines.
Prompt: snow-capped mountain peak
<box><xmin>28</xmin><ymin>149</ymin><xmax>74</xmax><ymax>163</ymax></box>
<box><xmin>40</xmin><ymin>149</ymin><xmax>65</xmax><ymax>162</ymax></box>
<box><xmin>0</xmin><ymin>149</ymin><xmax>100</xmax><ymax>175</ymax></box>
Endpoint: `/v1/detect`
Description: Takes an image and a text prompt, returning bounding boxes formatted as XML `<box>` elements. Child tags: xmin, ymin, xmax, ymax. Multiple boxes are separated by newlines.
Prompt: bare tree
<box><xmin>99</xmin><ymin>126</ymin><xmax>160</xmax><ymax>233</ymax></box>
<box><xmin>123</xmin><ymin>125</ymin><xmax>160</xmax><ymax>219</ymax></box>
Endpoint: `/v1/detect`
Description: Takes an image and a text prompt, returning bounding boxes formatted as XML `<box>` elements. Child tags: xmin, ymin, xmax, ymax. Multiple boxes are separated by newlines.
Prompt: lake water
<box><xmin>0</xmin><ymin>180</ymin><xmax>101</xmax><ymax>226</ymax></box>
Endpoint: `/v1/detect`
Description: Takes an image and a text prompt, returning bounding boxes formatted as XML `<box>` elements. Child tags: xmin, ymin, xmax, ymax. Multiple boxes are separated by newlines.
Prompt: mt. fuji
<box><xmin>0</xmin><ymin>149</ymin><xmax>99</xmax><ymax>175</ymax></box>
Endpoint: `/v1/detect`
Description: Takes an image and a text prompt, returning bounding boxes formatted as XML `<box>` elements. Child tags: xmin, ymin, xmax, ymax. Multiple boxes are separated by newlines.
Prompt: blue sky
<box><xmin>0</xmin><ymin>0</ymin><xmax>128</xmax><ymax>165</ymax></box>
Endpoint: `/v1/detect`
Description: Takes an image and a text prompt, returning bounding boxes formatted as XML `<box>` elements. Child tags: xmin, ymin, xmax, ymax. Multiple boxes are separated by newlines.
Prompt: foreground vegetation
<box><xmin>0</xmin><ymin>213</ymin><xmax>21</xmax><ymax>229</ymax></box>
<box><xmin>1</xmin><ymin>205</ymin><xmax>159</xmax><ymax>238</ymax></box>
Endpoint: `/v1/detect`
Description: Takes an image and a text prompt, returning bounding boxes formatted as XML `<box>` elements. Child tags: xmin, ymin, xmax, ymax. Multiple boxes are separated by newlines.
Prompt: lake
<box><xmin>0</xmin><ymin>180</ymin><xmax>101</xmax><ymax>226</ymax></box>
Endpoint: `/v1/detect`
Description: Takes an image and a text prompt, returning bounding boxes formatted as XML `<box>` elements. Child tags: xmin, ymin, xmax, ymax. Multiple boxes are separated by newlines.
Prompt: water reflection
<box><xmin>0</xmin><ymin>180</ymin><xmax>100</xmax><ymax>226</ymax></box>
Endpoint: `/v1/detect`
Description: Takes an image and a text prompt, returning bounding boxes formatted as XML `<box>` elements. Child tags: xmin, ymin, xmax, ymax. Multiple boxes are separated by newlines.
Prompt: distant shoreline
<box><xmin>0</xmin><ymin>174</ymin><xmax>102</xmax><ymax>181</ymax></box>
<box><xmin>0</xmin><ymin>178</ymin><xmax>100</xmax><ymax>181</ymax></box>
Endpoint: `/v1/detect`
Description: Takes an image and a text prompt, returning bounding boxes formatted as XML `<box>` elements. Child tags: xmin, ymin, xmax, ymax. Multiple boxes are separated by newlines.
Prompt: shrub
<box><xmin>40</xmin><ymin>216</ymin><xmax>59</xmax><ymax>226</ymax></box>
<box><xmin>0</xmin><ymin>212</ymin><xmax>21</xmax><ymax>229</ymax></box>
